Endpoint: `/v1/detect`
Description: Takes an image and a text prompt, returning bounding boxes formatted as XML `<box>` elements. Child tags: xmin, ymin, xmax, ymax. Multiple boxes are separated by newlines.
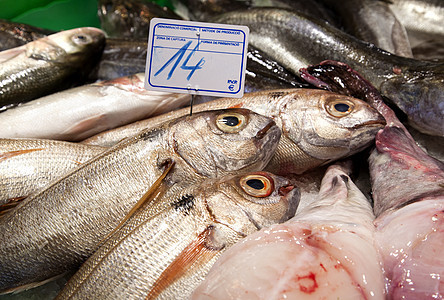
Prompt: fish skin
<box><xmin>177</xmin><ymin>0</ymin><xmax>251</xmax><ymax>21</ymax></box>
<box><xmin>0</xmin><ymin>19</ymin><xmax>54</xmax><ymax>51</ymax></box>
<box><xmin>0</xmin><ymin>138</ymin><xmax>106</xmax><ymax>205</ymax></box>
<box><xmin>55</xmin><ymin>171</ymin><xmax>299</xmax><ymax>299</ymax></box>
<box><xmin>192</xmin><ymin>163</ymin><xmax>385</xmax><ymax>299</ymax></box>
<box><xmin>0</xmin><ymin>27</ymin><xmax>106</xmax><ymax>110</ymax></box>
<box><xmin>83</xmin><ymin>89</ymin><xmax>386</xmax><ymax>175</ymax></box>
<box><xmin>212</xmin><ymin>7</ymin><xmax>444</xmax><ymax>136</ymax></box>
<box><xmin>0</xmin><ymin>73</ymin><xmax>191</xmax><ymax>141</ymax></box>
<box><xmin>0</xmin><ymin>108</ymin><xmax>280</xmax><ymax>294</ymax></box>
<box><xmin>318</xmin><ymin>0</ymin><xmax>413</xmax><ymax>57</ymax></box>
<box><xmin>98</xmin><ymin>0</ymin><xmax>183</xmax><ymax>39</ymax></box>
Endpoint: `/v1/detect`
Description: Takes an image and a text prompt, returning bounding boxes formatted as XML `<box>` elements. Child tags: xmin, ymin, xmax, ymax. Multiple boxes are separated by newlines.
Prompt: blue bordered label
<box><xmin>145</xmin><ymin>18</ymin><xmax>249</xmax><ymax>98</ymax></box>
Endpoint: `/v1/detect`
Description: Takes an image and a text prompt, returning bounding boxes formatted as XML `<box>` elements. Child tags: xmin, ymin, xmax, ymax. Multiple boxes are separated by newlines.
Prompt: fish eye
<box><xmin>72</xmin><ymin>34</ymin><xmax>92</xmax><ymax>45</ymax></box>
<box><xmin>240</xmin><ymin>173</ymin><xmax>274</xmax><ymax>198</ymax></box>
<box><xmin>325</xmin><ymin>98</ymin><xmax>354</xmax><ymax>118</ymax></box>
<box><xmin>216</xmin><ymin>112</ymin><xmax>247</xmax><ymax>133</ymax></box>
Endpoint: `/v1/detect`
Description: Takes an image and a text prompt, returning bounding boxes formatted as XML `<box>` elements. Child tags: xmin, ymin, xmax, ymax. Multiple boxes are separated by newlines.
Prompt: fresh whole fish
<box><xmin>212</xmin><ymin>7</ymin><xmax>444</xmax><ymax>136</ymax></box>
<box><xmin>98</xmin><ymin>0</ymin><xmax>183</xmax><ymax>38</ymax></box>
<box><xmin>83</xmin><ymin>89</ymin><xmax>386</xmax><ymax>175</ymax></box>
<box><xmin>192</xmin><ymin>163</ymin><xmax>385</xmax><ymax>299</ymax></box>
<box><xmin>318</xmin><ymin>0</ymin><xmax>413</xmax><ymax>57</ymax></box>
<box><xmin>55</xmin><ymin>171</ymin><xmax>299</xmax><ymax>299</ymax></box>
<box><xmin>0</xmin><ymin>108</ymin><xmax>280</xmax><ymax>294</ymax></box>
<box><xmin>89</xmin><ymin>38</ymin><xmax>148</xmax><ymax>81</ymax></box>
<box><xmin>0</xmin><ymin>73</ymin><xmax>191</xmax><ymax>141</ymax></box>
<box><xmin>0</xmin><ymin>19</ymin><xmax>53</xmax><ymax>51</ymax></box>
<box><xmin>0</xmin><ymin>138</ymin><xmax>105</xmax><ymax>206</ymax></box>
<box><xmin>0</xmin><ymin>27</ymin><xmax>105</xmax><ymax>110</ymax></box>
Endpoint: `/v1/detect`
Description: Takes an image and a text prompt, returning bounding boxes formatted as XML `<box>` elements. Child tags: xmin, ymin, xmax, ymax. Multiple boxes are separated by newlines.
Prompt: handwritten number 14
<box><xmin>154</xmin><ymin>41</ymin><xmax>205</xmax><ymax>80</ymax></box>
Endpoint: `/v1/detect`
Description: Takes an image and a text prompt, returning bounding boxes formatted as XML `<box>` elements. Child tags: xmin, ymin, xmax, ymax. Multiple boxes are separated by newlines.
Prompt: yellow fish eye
<box><xmin>216</xmin><ymin>112</ymin><xmax>247</xmax><ymax>133</ymax></box>
<box><xmin>325</xmin><ymin>98</ymin><xmax>354</xmax><ymax>118</ymax></box>
<box><xmin>240</xmin><ymin>173</ymin><xmax>274</xmax><ymax>198</ymax></box>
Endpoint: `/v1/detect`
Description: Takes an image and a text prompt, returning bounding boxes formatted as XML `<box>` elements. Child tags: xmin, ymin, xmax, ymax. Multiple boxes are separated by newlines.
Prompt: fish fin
<box><xmin>0</xmin><ymin>196</ymin><xmax>27</xmax><ymax>217</ymax></box>
<box><xmin>145</xmin><ymin>225</ymin><xmax>223</xmax><ymax>299</ymax></box>
<box><xmin>0</xmin><ymin>47</ymin><xmax>25</xmax><ymax>63</ymax></box>
<box><xmin>62</xmin><ymin>115</ymin><xmax>108</xmax><ymax>138</ymax></box>
<box><xmin>99</xmin><ymin>159</ymin><xmax>175</xmax><ymax>245</ymax></box>
<box><xmin>0</xmin><ymin>148</ymin><xmax>44</xmax><ymax>162</ymax></box>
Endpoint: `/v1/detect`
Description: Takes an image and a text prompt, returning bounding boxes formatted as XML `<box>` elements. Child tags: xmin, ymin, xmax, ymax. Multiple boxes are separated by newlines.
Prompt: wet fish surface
<box><xmin>0</xmin><ymin>73</ymin><xmax>191</xmax><ymax>141</ymax></box>
<box><xmin>0</xmin><ymin>138</ymin><xmax>105</xmax><ymax>206</ymax></box>
<box><xmin>0</xmin><ymin>27</ymin><xmax>105</xmax><ymax>110</ymax></box>
<box><xmin>98</xmin><ymin>0</ymin><xmax>183</xmax><ymax>38</ymax></box>
<box><xmin>212</xmin><ymin>7</ymin><xmax>444</xmax><ymax>137</ymax></box>
<box><xmin>318</xmin><ymin>0</ymin><xmax>413</xmax><ymax>57</ymax></box>
<box><xmin>83</xmin><ymin>89</ymin><xmax>385</xmax><ymax>175</ymax></box>
<box><xmin>0</xmin><ymin>108</ymin><xmax>280</xmax><ymax>294</ymax></box>
<box><xmin>192</xmin><ymin>163</ymin><xmax>385</xmax><ymax>299</ymax></box>
<box><xmin>56</xmin><ymin>171</ymin><xmax>299</xmax><ymax>299</ymax></box>
<box><xmin>0</xmin><ymin>20</ymin><xmax>53</xmax><ymax>51</ymax></box>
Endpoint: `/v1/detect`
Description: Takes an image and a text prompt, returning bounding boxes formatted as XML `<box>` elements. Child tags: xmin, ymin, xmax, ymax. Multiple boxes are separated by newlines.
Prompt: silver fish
<box><xmin>0</xmin><ymin>73</ymin><xmax>191</xmax><ymax>141</ymax></box>
<box><xmin>0</xmin><ymin>108</ymin><xmax>280</xmax><ymax>294</ymax></box>
<box><xmin>192</xmin><ymin>163</ymin><xmax>385</xmax><ymax>299</ymax></box>
<box><xmin>55</xmin><ymin>171</ymin><xmax>299</xmax><ymax>299</ymax></box>
<box><xmin>212</xmin><ymin>7</ymin><xmax>444</xmax><ymax>137</ymax></box>
<box><xmin>0</xmin><ymin>27</ymin><xmax>105</xmax><ymax>110</ymax></box>
<box><xmin>83</xmin><ymin>89</ymin><xmax>386</xmax><ymax>175</ymax></box>
<box><xmin>0</xmin><ymin>138</ymin><xmax>105</xmax><ymax>206</ymax></box>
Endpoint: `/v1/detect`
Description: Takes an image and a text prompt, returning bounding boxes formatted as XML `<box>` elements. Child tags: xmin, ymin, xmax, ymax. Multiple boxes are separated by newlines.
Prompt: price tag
<box><xmin>145</xmin><ymin>18</ymin><xmax>249</xmax><ymax>98</ymax></box>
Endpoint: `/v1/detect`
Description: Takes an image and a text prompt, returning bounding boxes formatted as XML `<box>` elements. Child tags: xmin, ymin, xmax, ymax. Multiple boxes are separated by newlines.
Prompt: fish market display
<box><xmin>318</xmin><ymin>0</ymin><xmax>413</xmax><ymax>57</ymax></box>
<box><xmin>56</xmin><ymin>171</ymin><xmax>299</xmax><ymax>299</ymax></box>
<box><xmin>192</xmin><ymin>163</ymin><xmax>385</xmax><ymax>299</ymax></box>
<box><xmin>83</xmin><ymin>89</ymin><xmax>385</xmax><ymax>175</ymax></box>
<box><xmin>98</xmin><ymin>0</ymin><xmax>183</xmax><ymax>39</ymax></box>
<box><xmin>368</xmin><ymin>101</ymin><xmax>444</xmax><ymax>298</ymax></box>
<box><xmin>0</xmin><ymin>108</ymin><xmax>280</xmax><ymax>294</ymax></box>
<box><xmin>0</xmin><ymin>73</ymin><xmax>191</xmax><ymax>141</ymax></box>
<box><xmin>0</xmin><ymin>27</ymin><xmax>105</xmax><ymax>110</ymax></box>
<box><xmin>213</xmin><ymin>7</ymin><xmax>444</xmax><ymax>137</ymax></box>
<box><xmin>0</xmin><ymin>138</ymin><xmax>105</xmax><ymax>206</ymax></box>
<box><xmin>0</xmin><ymin>19</ymin><xmax>53</xmax><ymax>51</ymax></box>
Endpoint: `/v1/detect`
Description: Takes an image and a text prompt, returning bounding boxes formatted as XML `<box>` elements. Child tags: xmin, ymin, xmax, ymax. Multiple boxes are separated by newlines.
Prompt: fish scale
<box><xmin>0</xmin><ymin>108</ymin><xmax>280</xmax><ymax>294</ymax></box>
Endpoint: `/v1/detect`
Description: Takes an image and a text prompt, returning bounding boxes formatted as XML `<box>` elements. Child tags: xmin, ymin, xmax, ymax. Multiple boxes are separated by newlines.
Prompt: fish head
<box><xmin>380</xmin><ymin>69</ymin><xmax>444</xmax><ymax>136</ymax></box>
<box><xmin>26</xmin><ymin>27</ymin><xmax>105</xmax><ymax>64</ymax></box>
<box><xmin>281</xmin><ymin>90</ymin><xmax>385</xmax><ymax>160</ymax></box>
<box><xmin>205</xmin><ymin>171</ymin><xmax>299</xmax><ymax>235</ymax></box>
<box><xmin>170</xmin><ymin>108</ymin><xmax>281</xmax><ymax>178</ymax></box>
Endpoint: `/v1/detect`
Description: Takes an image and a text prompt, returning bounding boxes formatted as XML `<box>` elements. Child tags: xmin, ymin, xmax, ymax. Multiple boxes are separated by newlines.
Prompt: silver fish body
<box><xmin>0</xmin><ymin>108</ymin><xmax>280</xmax><ymax>294</ymax></box>
<box><xmin>83</xmin><ymin>89</ymin><xmax>386</xmax><ymax>175</ymax></box>
<box><xmin>55</xmin><ymin>171</ymin><xmax>299</xmax><ymax>299</ymax></box>
<box><xmin>0</xmin><ymin>27</ymin><xmax>105</xmax><ymax>109</ymax></box>
<box><xmin>0</xmin><ymin>138</ymin><xmax>105</xmax><ymax>205</ymax></box>
<box><xmin>212</xmin><ymin>7</ymin><xmax>444</xmax><ymax>136</ymax></box>
<box><xmin>0</xmin><ymin>73</ymin><xmax>191</xmax><ymax>141</ymax></box>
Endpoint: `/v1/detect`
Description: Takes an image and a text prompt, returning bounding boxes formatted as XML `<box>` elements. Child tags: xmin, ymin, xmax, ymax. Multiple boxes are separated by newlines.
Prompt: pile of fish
<box><xmin>0</xmin><ymin>0</ymin><xmax>443</xmax><ymax>299</ymax></box>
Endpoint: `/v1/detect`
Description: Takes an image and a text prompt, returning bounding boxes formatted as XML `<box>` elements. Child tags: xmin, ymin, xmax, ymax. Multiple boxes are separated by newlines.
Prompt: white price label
<box><xmin>144</xmin><ymin>18</ymin><xmax>249</xmax><ymax>98</ymax></box>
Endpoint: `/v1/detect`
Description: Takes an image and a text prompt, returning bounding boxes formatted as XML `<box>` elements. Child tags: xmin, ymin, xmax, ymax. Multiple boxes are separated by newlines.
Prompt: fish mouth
<box><xmin>255</xmin><ymin>120</ymin><xmax>277</xmax><ymax>140</ymax></box>
<box><xmin>352</xmin><ymin>119</ymin><xmax>386</xmax><ymax>130</ymax></box>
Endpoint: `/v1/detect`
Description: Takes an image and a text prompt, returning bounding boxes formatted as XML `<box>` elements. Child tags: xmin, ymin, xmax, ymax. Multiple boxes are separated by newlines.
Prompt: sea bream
<box><xmin>83</xmin><ymin>89</ymin><xmax>386</xmax><ymax>175</ymax></box>
<box><xmin>0</xmin><ymin>108</ymin><xmax>281</xmax><ymax>294</ymax></box>
<box><xmin>0</xmin><ymin>138</ymin><xmax>106</xmax><ymax>207</ymax></box>
<box><xmin>0</xmin><ymin>27</ymin><xmax>105</xmax><ymax>110</ymax></box>
<box><xmin>212</xmin><ymin>7</ymin><xmax>444</xmax><ymax>137</ymax></box>
<box><xmin>55</xmin><ymin>171</ymin><xmax>299</xmax><ymax>299</ymax></box>
<box><xmin>192</xmin><ymin>163</ymin><xmax>385</xmax><ymax>299</ymax></box>
<box><xmin>0</xmin><ymin>73</ymin><xmax>191</xmax><ymax>141</ymax></box>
